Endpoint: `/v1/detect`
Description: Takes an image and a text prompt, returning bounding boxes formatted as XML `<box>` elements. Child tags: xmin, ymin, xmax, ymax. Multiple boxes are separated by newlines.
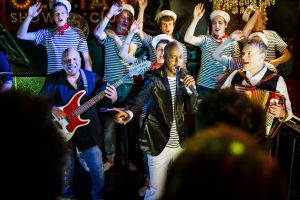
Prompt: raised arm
<box><xmin>269</xmin><ymin>48</ymin><xmax>291</xmax><ymax>67</ymax></box>
<box><xmin>119</xmin><ymin>20</ymin><xmax>142</xmax><ymax>64</ymax></box>
<box><xmin>212</xmin><ymin>30</ymin><xmax>245</xmax><ymax>66</ymax></box>
<box><xmin>17</xmin><ymin>2</ymin><xmax>42</xmax><ymax>40</ymax></box>
<box><xmin>184</xmin><ymin>3</ymin><xmax>205</xmax><ymax>46</ymax></box>
<box><xmin>105</xmin><ymin>29</ymin><xmax>123</xmax><ymax>47</ymax></box>
<box><xmin>242</xmin><ymin>5</ymin><xmax>263</xmax><ymax>39</ymax></box>
<box><xmin>94</xmin><ymin>3</ymin><xmax>122</xmax><ymax>40</ymax></box>
<box><xmin>81</xmin><ymin>52</ymin><xmax>92</xmax><ymax>71</ymax></box>
<box><xmin>136</xmin><ymin>0</ymin><xmax>148</xmax><ymax>42</ymax></box>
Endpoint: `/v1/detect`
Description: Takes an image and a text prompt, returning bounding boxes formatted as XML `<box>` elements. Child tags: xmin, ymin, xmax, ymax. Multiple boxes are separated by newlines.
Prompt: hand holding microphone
<box><xmin>177</xmin><ymin>67</ymin><xmax>198</xmax><ymax>97</ymax></box>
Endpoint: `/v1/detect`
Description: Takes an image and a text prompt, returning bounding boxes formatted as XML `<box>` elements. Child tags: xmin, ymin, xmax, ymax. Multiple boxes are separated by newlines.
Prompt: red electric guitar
<box><xmin>52</xmin><ymin>60</ymin><xmax>151</xmax><ymax>142</ymax></box>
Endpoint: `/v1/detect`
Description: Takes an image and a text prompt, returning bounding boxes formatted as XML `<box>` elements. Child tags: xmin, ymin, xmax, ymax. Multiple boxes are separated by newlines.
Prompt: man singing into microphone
<box><xmin>114</xmin><ymin>41</ymin><xmax>198</xmax><ymax>200</ymax></box>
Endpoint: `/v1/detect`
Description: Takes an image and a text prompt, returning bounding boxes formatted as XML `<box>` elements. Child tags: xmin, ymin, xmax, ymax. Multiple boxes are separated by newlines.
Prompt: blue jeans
<box><xmin>103</xmin><ymin>83</ymin><xmax>134</xmax><ymax>159</ymax></box>
<box><xmin>103</xmin><ymin>114</ymin><xmax>117</xmax><ymax>158</ymax></box>
<box><xmin>63</xmin><ymin>146</ymin><xmax>104</xmax><ymax>200</ymax></box>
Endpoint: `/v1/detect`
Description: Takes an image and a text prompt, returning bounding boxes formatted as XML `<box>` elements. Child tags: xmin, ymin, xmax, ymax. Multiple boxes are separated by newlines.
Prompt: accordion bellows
<box><xmin>234</xmin><ymin>85</ymin><xmax>285</xmax><ymax>137</ymax></box>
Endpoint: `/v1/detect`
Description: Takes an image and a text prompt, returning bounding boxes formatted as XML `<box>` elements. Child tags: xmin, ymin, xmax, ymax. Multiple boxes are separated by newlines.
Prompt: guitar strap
<box><xmin>80</xmin><ymin>69</ymin><xmax>88</xmax><ymax>92</ymax></box>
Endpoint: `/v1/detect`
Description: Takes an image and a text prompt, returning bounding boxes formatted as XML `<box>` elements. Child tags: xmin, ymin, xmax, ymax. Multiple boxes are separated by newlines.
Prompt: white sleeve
<box><xmin>221</xmin><ymin>70</ymin><xmax>238</xmax><ymax>89</ymax></box>
<box><xmin>126</xmin><ymin>110</ymin><xmax>134</xmax><ymax>121</ymax></box>
<box><xmin>276</xmin><ymin>76</ymin><xmax>293</xmax><ymax>121</ymax></box>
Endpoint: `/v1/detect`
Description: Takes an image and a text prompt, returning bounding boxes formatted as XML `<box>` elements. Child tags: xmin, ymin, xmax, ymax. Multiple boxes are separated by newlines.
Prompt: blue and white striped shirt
<box><xmin>34</xmin><ymin>27</ymin><xmax>89</xmax><ymax>74</ymax></box>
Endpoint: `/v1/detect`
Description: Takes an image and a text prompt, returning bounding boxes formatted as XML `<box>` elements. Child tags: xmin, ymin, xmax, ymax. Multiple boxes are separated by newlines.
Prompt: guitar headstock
<box><xmin>128</xmin><ymin>60</ymin><xmax>152</xmax><ymax>77</ymax></box>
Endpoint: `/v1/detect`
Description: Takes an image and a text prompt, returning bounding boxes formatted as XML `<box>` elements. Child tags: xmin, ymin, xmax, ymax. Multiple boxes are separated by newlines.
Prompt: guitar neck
<box><xmin>74</xmin><ymin>75</ymin><xmax>128</xmax><ymax>115</ymax></box>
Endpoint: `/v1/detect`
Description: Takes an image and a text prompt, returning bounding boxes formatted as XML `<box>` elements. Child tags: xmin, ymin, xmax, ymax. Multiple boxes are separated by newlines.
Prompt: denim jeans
<box><xmin>63</xmin><ymin>146</ymin><xmax>104</xmax><ymax>200</ymax></box>
<box><xmin>103</xmin><ymin>83</ymin><xmax>134</xmax><ymax>159</ymax></box>
<box><xmin>103</xmin><ymin>114</ymin><xmax>117</xmax><ymax>158</ymax></box>
<box><xmin>82</xmin><ymin>146</ymin><xmax>105</xmax><ymax>200</ymax></box>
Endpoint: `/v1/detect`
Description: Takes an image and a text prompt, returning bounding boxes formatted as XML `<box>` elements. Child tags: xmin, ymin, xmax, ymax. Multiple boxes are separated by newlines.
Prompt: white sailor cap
<box><xmin>156</xmin><ymin>10</ymin><xmax>177</xmax><ymax>23</ymax></box>
<box><xmin>210</xmin><ymin>10</ymin><xmax>230</xmax><ymax>23</ymax></box>
<box><xmin>49</xmin><ymin>0</ymin><xmax>71</xmax><ymax>13</ymax></box>
<box><xmin>151</xmin><ymin>34</ymin><xmax>174</xmax><ymax>49</ymax></box>
<box><xmin>122</xmin><ymin>4</ymin><xmax>135</xmax><ymax>17</ymax></box>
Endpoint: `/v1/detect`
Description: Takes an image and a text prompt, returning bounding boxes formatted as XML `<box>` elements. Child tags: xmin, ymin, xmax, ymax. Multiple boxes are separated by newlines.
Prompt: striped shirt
<box><xmin>197</xmin><ymin>35</ymin><xmax>240</xmax><ymax>89</ymax></box>
<box><xmin>166</xmin><ymin>76</ymin><xmax>180</xmax><ymax>148</ymax></box>
<box><xmin>34</xmin><ymin>27</ymin><xmax>89</xmax><ymax>74</ymax></box>
<box><xmin>98</xmin><ymin>34</ymin><xmax>142</xmax><ymax>84</ymax></box>
<box><xmin>263</xmin><ymin>30</ymin><xmax>288</xmax><ymax>62</ymax></box>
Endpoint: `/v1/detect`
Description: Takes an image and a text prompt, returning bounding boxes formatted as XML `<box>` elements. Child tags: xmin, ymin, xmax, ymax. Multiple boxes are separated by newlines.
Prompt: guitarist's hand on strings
<box><xmin>105</xmin><ymin>85</ymin><xmax>118</xmax><ymax>103</ymax></box>
<box><xmin>51</xmin><ymin>106</ymin><xmax>66</xmax><ymax>120</ymax></box>
<box><xmin>113</xmin><ymin>108</ymin><xmax>131</xmax><ymax>125</ymax></box>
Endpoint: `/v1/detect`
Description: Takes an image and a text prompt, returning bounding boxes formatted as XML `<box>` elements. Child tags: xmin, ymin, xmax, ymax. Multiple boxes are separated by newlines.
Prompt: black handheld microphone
<box><xmin>177</xmin><ymin>68</ymin><xmax>198</xmax><ymax>97</ymax></box>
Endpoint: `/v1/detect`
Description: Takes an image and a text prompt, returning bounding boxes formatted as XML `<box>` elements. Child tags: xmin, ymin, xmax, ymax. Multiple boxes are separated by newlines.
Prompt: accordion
<box><xmin>234</xmin><ymin>85</ymin><xmax>286</xmax><ymax>138</ymax></box>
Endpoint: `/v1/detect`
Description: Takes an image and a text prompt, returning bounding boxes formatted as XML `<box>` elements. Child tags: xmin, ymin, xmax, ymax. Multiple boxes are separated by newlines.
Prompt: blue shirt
<box><xmin>39</xmin><ymin>69</ymin><xmax>108</xmax><ymax>151</ymax></box>
<box><xmin>0</xmin><ymin>51</ymin><xmax>12</xmax><ymax>85</ymax></box>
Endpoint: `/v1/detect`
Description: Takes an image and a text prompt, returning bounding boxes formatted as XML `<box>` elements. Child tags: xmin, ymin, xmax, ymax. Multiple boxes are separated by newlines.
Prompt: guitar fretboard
<box><xmin>73</xmin><ymin>75</ymin><xmax>129</xmax><ymax>116</ymax></box>
<box><xmin>66</xmin><ymin>59</ymin><xmax>151</xmax><ymax>118</ymax></box>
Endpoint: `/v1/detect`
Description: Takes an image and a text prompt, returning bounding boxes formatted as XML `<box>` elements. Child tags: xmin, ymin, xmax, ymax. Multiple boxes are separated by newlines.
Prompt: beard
<box><xmin>65</xmin><ymin>65</ymin><xmax>79</xmax><ymax>76</ymax></box>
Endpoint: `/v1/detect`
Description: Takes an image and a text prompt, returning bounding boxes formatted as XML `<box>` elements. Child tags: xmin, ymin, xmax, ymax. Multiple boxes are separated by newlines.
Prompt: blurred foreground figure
<box><xmin>162</xmin><ymin>124</ymin><xmax>288</xmax><ymax>200</ymax></box>
<box><xmin>0</xmin><ymin>90</ymin><xmax>67</xmax><ymax>200</ymax></box>
<box><xmin>197</xmin><ymin>88</ymin><xmax>266</xmax><ymax>144</ymax></box>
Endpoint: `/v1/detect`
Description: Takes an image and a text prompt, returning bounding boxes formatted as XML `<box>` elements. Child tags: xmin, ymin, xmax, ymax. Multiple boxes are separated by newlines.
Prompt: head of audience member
<box><xmin>61</xmin><ymin>48</ymin><xmax>81</xmax><ymax>77</ymax></box>
<box><xmin>163</xmin><ymin>41</ymin><xmax>184</xmax><ymax>77</ymax></box>
<box><xmin>162</xmin><ymin>124</ymin><xmax>288</xmax><ymax>200</ymax></box>
<box><xmin>0</xmin><ymin>90</ymin><xmax>67</xmax><ymax>199</ymax></box>
<box><xmin>49</xmin><ymin>0</ymin><xmax>71</xmax><ymax>27</ymax></box>
<box><xmin>115</xmin><ymin>3</ymin><xmax>135</xmax><ymax>33</ymax></box>
<box><xmin>152</xmin><ymin>34</ymin><xmax>174</xmax><ymax>64</ymax></box>
<box><xmin>210</xmin><ymin>10</ymin><xmax>230</xmax><ymax>37</ymax></box>
<box><xmin>242</xmin><ymin>39</ymin><xmax>267</xmax><ymax>71</ymax></box>
<box><xmin>156</xmin><ymin>10</ymin><xmax>177</xmax><ymax>37</ymax></box>
<box><xmin>197</xmin><ymin>88</ymin><xmax>266</xmax><ymax>142</ymax></box>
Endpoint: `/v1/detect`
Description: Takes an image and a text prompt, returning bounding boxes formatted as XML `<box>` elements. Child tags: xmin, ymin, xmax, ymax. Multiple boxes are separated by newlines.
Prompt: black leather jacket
<box><xmin>127</xmin><ymin>67</ymin><xmax>198</xmax><ymax>156</ymax></box>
